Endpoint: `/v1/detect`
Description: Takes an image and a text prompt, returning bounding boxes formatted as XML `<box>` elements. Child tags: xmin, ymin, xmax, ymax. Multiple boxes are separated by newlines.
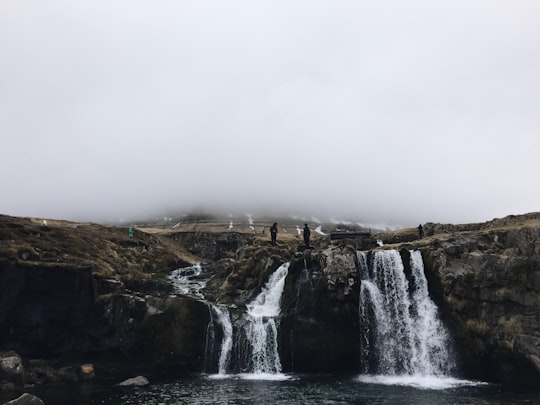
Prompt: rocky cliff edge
<box><xmin>0</xmin><ymin>213</ymin><xmax>539</xmax><ymax>391</ymax></box>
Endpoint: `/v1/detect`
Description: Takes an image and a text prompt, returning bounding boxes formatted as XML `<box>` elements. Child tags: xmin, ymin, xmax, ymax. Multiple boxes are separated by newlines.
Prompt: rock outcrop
<box><xmin>0</xmin><ymin>215</ymin><xmax>209</xmax><ymax>392</ymax></box>
<box><xmin>417</xmin><ymin>216</ymin><xmax>540</xmax><ymax>386</ymax></box>
<box><xmin>117</xmin><ymin>375</ymin><xmax>149</xmax><ymax>387</ymax></box>
<box><xmin>3</xmin><ymin>393</ymin><xmax>44</xmax><ymax>405</ymax></box>
<box><xmin>279</xmin><ymin>247</ymin><xmax>361</xmax><ymax>373</ymax></box>
<box><xmin>0</xmin><ymin>353</ymin><xmax>24</xmax><ymax>389</ymax></box>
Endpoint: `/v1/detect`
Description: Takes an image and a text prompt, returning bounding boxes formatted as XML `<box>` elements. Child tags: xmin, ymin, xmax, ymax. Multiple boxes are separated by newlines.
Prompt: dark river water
<box><xmin>5</xmin><ymin>373</ymin><xmax>539</xmax><ymax>404</ymax></box>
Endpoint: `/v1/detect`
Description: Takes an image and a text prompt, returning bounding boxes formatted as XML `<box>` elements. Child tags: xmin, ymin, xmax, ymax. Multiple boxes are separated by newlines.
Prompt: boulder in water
<box><xmin>0</xmin><ymin>353</ymin><xmax>24</xmax><ymax>386</ymax></box>
<box><xmin>117</xmin><ymin>375</ymin><xmax>149</xmax><ymax>386</ymax></box>
<box><xmin>3</xmin><ymin>393</ymin><xmax>44</xmax><ymax>405</ymax></box>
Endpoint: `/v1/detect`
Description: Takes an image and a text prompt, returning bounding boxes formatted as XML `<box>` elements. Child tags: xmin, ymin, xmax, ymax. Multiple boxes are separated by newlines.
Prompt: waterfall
<box><xmin>211</xmin><ymin>305</ymin><xmax>233</xmax><ymax>375</ymax></box>
<box><xmin>168</xmin><ymin>263</ymin><xmax>205</xmax><ymax>298</ymax></box>
<box><xmin>408</xmin><ymin>251</ymin><xmax>453</xmax><ymax>375</ymax></box>
<box><xmin>205</xmin><ymin>263</ymin><xmax>290</xmax><ymax>378</ymax></box>
<box><xmin>358</xmin><ymin>250</ymin><xmax>454</xmax><ymax>377</ymax></box>
<box><xmin>243</xmin><ymin>262</ymin><xmax>289</xmax><ymax>375</ymax></box>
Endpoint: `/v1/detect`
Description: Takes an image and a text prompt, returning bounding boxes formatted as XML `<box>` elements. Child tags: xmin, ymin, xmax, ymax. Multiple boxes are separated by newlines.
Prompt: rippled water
<box><xmin>11</xmin><ymin>374</ymin><xmax>539</xmax><ymax>404</ymax></box>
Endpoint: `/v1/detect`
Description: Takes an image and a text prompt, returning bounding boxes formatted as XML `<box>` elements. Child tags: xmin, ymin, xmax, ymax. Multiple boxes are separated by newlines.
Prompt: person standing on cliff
<box><xmin>270</xmin><ymin>223</ymin><xmax>278</xmax><ymax>245</ymax></box>
<box><xmin>418</xmin><ymin>224</ymin><xmax>424</xmax><ymax>239</ymax></box>
<box><xmin>303</xmin><ymin>223</ymin><xmax>311</xmax><ymax>248</ymax></box>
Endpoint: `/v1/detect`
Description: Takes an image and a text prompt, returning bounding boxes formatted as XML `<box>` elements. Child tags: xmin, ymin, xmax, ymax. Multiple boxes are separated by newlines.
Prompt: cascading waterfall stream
<box><xmin>205</xmin><ymin>263</ymin><xmax>290</xmax><ymax>378</ymax></box>
<box><xmin>358</xmin><ymin>250</ymin><xmax>455</xmax><ymax>377</ymax></box>
<box><xmin>409</xmin><ymin>251</ymin><xmax>453</xmax><ymax>375</ymax></box>
<box><xmin>168</xmin><ymin>263</ymin><xmax>205</xmax><ymax>298</ymax></box>
<box><xmin>211</xmin><ymin>305</ymin><xmax>233</xmax><ymax>375</ymax></box>
<box><xmin>244</xmin><ymin>262</ymin><xmax>289</xmax><ymax>375</ymax></box>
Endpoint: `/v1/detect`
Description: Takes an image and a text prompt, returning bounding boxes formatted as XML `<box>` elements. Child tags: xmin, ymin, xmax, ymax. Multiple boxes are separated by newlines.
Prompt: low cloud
<box><xmin>1</xmin><ymin>1</ymin><xmax>539</xmax><ymax>226</ymax></box>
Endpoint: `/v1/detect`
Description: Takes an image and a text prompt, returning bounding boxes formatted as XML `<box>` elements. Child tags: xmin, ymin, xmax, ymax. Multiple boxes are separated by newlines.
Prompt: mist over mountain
<box><xmin>1</xmin><ymin>1</ymin><xmax>538</xmax><ymax>226</ymax></box>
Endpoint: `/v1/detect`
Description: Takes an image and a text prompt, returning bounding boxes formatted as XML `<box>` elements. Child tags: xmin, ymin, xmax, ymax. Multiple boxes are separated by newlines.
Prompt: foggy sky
<box><xmin>1</xmin><ymin>1</ymin><xmax>539</xmax><ymax>226</ymax></box>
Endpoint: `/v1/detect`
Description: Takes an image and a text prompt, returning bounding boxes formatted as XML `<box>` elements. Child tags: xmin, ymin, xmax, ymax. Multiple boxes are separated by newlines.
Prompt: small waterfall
<box><xmin>408</xmin><ymin>251</ymin><xmax>453</xmax><ymax>375</ymax></box>
<box><xmin>169</xmin><ymin>262</ymin><xmax>289</xmax><ymax>377</ymax></box>
<box><xmin>205</xmin><ymin>263</ymin><xmax>290</xmax><ymax>377</ymax></box>
<box><xmin>243</xmin><ymin>262</ymin><xmax>289</xmax><ymax>375</ymax></box>
<box><xmin>168</xmin><ymin>263</ymin><xmax>206</xmax><ymax>298</ymax></box>
<box><xmin>204</xmin><ymin>305</ymin><xmax>217</xmax><ymax>372</ymax></box>
<box><xmin>358</xmin><ymin>250</ymin><xmax>454</xmax><ymax>377</ymax></box>
<box><xmin>211</xmin><ymin>305</ymin><xmax>233</xmax><ymax>375</ymax></box>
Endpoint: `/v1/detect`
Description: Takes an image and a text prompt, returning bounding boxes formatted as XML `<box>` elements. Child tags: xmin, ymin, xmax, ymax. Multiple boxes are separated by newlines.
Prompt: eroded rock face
<box><xmin>0</xmin><ymin>263</ymin><xmax>209</xmax><ymax>385</ymax></box>
<box><xmin>0</xmin><ymin>262</ymin><xmax>95</xmax><ymax>358</ymax></box>
<box><xmin>279</xmin><ymin>246</ymin><xmax>361</xmax><ymax>373</ymax></box>
<box><xmin>0</xmin><ymin>215</ymin><xmax>211</xmax><ymax>388</ymax></box>
<box><xmin>204</xmin><ymin>244</ymin><xmax>293</xmax><ymax>306</ymax></box>
<box><xmin>0</xmin><ymin>353</ymin><xmax>24</xmax><ymax>387</ymax></box>
<box><xmin>169</xmin><ymin>232</ymin><xmax>253</xmax><ymax>261</ymax></box>
<box><xmin>138</xmin><ymin>297</ymin><xmax>209</xmax><ymax>369</ymax></box>
<box><xmin>420</xmin><ymin>225</ymin><xmax>540</xmax><ymax>386</ymax></box>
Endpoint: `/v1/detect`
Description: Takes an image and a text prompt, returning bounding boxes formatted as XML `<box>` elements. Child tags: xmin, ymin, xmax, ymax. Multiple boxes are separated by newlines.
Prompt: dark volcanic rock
<box><xmin>204</xmin><ymin>243</ymin><xmax>293</xmax><ymax>305</ymax></box>
<box><xmin>0</xmin><ymin>263</ymin><xmax>96</xmax><ymax>357</ymax></box>
<box><xmin>280</xmin><ymin>246</ymin><xmax>361</xmax><ymax>373</ymax></box>
<box><xmin>138</xmin><ymin>297</ymin><xmax>209</xmax><ymax>370</ymax></box>
<box><xmin>0</xmin><ymin>353</ymin><xmax>24</xmax><ymax>387</ymax></box>
<box><xmin>4</xmin><ymin>393</ymin><xmax>44</xmax><ymax>405</ymax></box>
<box><xmin>168</xmin><ymin>231</ymin><xmax>254</xmax><ymax>261</ymax></box>
<box><xmin>0</xmin><ymin>215</ymin><xmax>212</xmax><ymax>388</ymax></box>
<box><xmin>419</xmin><ymin>222</ymin><xmax>540</xmax><ymax>386</ymax></box>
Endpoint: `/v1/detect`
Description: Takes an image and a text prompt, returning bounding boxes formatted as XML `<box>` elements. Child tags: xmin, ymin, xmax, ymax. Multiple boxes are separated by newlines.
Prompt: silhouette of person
<box><xmin>303</xmin><ymin>223</ymin><xmax>311</xmax><ymax>248</ymax></box>
<box><xmin>270</xmin><ymin>223</ymin><xmax>278</xmax><ymax>245</ymax></box>
<box><xmin>418</xmin><ymin>224</ymin><xmax>424</xmax><ymax>239</ymax></box>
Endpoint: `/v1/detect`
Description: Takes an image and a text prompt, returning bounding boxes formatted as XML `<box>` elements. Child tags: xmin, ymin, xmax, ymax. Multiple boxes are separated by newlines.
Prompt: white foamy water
<box><xmin>207</xmin><ymin>372</ymin><xmax>291</xmax><ymax>381</ymax></box>
<box><xmin>409</xmin><ymin>251</ymin><xmax>453</xmax><ymax>375</ymax></box>
<box><xmin>168</xmin><ymin>263</ymin><xmax>205</xmax><ymax>298</ymax></box>
<box><xmin>238</xmin><ymin>372</ymin><xmax>291</xmax><ymax>381</ymax></box>
<box><xmin>211</xmin><ymin>305</ymin><xmax>233</xmax><ymax>375</ymax></box>
<box><xmin>246</xmin><ymin>263</ymin><xmax>289</xmax><ymax>318</ymax></box>
<box><xmin>244</xmin><ymin>263</ymin><xmax>289</xmax><ymax>374</ymax></box>
<box><xmin>358</xmin><ymin>250</ymin><xmax>455</xmax><ymax>378</ymax></box>
<box><xmin>356</xmin><ymin>374</ymin><xmax>488</xmax><ymax>390</ymax></box>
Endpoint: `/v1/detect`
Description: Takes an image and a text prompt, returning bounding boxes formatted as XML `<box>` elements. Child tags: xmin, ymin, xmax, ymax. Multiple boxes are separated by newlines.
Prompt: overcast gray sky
<box><xmin>1</xmin><ymin>0</ymin><xmax>539</xmax><ymax>226</ymax></box>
